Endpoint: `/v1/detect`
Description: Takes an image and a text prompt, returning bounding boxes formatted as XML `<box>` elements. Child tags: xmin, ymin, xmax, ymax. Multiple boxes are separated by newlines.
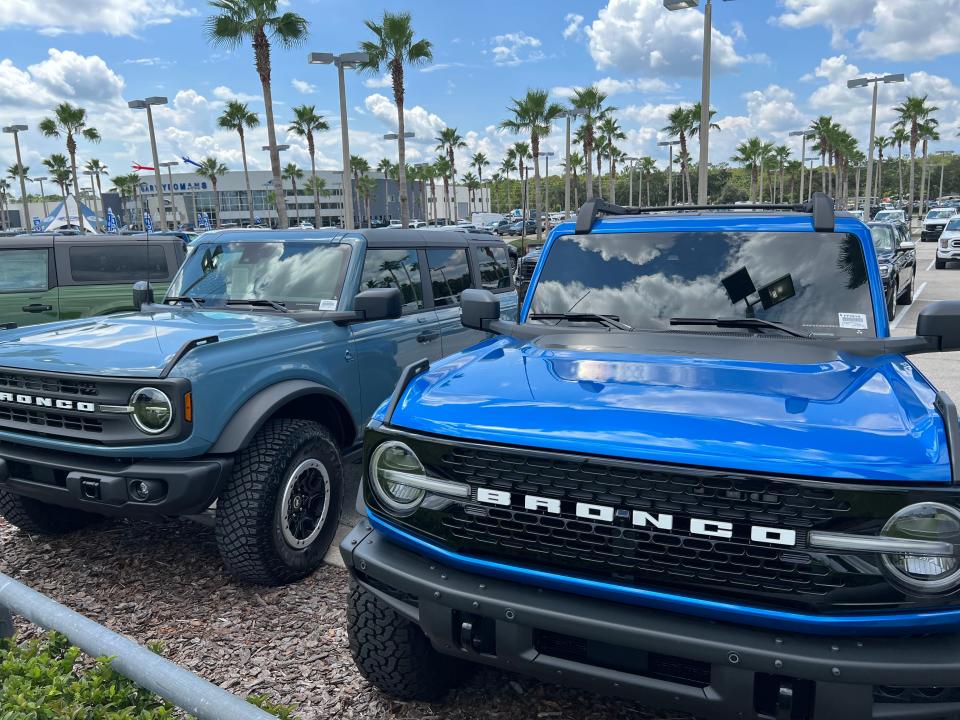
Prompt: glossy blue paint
<box><xmin>368</xmin><ymin>511</ymin><xmax>960</xmax><ymax>635</ymax></box>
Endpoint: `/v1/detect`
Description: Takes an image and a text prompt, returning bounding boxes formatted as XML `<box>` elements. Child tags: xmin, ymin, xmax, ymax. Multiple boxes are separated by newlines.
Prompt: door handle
<box><xmin>22</xmin><ymin>304</ymin><xmax>52</xmax><ymax>313</ymax></box>
<box><xmin>417</xmin><ymin>330</ymin><xmax>440</xmax><ymax>343</ymax></box>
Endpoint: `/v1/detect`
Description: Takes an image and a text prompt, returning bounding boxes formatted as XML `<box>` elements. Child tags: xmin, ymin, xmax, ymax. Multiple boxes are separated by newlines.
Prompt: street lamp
<box><xmin>625</xmin><ymin>156</ymin><xmax>640</xmax><ymax>206</ymax></box>
<box><xmin>846</xmin><ymin>73</ymin><xmax>905</xmax><ymax>221</ymax></box>
<box><xmin>521</xmin><ymin>165</ymin><xmax>534</xmax><ymax>253</ymax></box>
<box><xmin>658</xmin><ymin>140</ymin><xmax>681</xmax><ymax>206</ymax></box>
<box><xmin>159</xmin><ymin>161</ymin><xmax>180</xmax><ymax>226</ymax></box>
<box><xmin>308</xmin><ymin>51</ymin><xmax>369</xmax><ymax>230</ymax></box>
<box><xmin>663</xmin><ymin>0</ymin><xmax>734</xmax><ymax>205</ymax></box>
<box><xmin>82</xmin><ymin>170</ymin><xmax>98</xmax><ymax>229</ymax></box>
<box><xmin>30</xmin><ymin>176</ymin><xmax>49</xmax><ymax>219</ymax></box>
<box><xmin>937</xmin><ymin>150</ymin><xmax>951</xmax><ymax>202</ymax></box>
<box><xmin>563</xmin><ymin>109</ymin><xmax>587</xmax><ymax>217</ymax></box>
<box><xmin>128</xmin><ymin>97</ymin><xmax>168</xmax><ymax>228</ymax></box>
<box><xmin>2</xmin><ymin>125</ymin><xmax>29</xmax><ymax>230</ymax></box>
<box><xmin>789</xmin><ymin>130</ymin><xmax>815</xmax><ymax>202</ymax></box>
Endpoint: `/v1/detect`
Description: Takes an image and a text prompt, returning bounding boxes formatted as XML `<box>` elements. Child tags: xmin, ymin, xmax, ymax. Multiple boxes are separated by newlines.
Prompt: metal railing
<box><xmin>0</xmin><ymin>571</ymin><xmax>275</xmax><ymax>720</ymax></box>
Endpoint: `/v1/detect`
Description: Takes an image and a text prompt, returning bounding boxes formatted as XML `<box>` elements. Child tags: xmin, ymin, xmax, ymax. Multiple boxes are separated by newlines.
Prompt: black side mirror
<box><xmin>461</xmin><ymin>288</ymin><xmax>500</xmax><ymax>331</ymax></box>
<box><xmin>132</xmin><ymin>281</ymin><xmax>154</xmax><ymax>311</ymax></box>
<box><xmin>917</xmin><ymin>301</ymin><xmax>960</xmax><ymax>351</ymax></box>
<box><xmin>354</xmin><ymin>288</ymin><xmax>402</xmax><ymax>321</ymax></box>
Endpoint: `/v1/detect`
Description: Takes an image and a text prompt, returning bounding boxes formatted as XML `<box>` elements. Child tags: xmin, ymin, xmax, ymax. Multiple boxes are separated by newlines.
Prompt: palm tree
<box><xmin>435</xmin><ymin>128</ymin><xmax>466</xmax><ymax>222</ymax></box>
<box><xmin>82</xmin><ymin>159</ymin><xmax>108</xmax><ymax>228</ymax></box>
<box><xmin>360</xmin><ymin>11</ymin><xmax>433</xmax><ymax>228</ymax></box>
<box><xmin>499</xmin><ymin>152</ymin><xmax>515</xmax><ymax>212</ymax></box>
<box><xmin>891</xmin><ymin>126</ymin><xmax>909</xmax><ymax>203</ymax></box>
<box><xmin>893</xmin><ymin>95</ymin><xmax>938</xmax><ymax>221</ymax></box>
<box><xmin>282</xmin><ymin>163</ymin><xmax>304</xmax><ymax>224</ymax></box>
<box><xmin>598</xmin><ymin>115</ymin><xmax>626</xmax><ymax>202</ymax></box>
<box><xmin>111</xmin><ymin>173</ymin><xmax>139</xmax><ymax>226</ymax></box>
<box><xmin>357</xmin><ymin>175</ymin><xmax>376</xmax><ymax>228</ymax></box>
<box><xmin>351</xmin><ymin>155</ymin><xmax>370</xmax><ymax>225</ymax></box>
<box><xmin>38</xmin><ymin>102</ymin><xmax>100</xmax><ymax>233</ymax></box>
<box><xmin>639</xmin><ymin>156</ymin><xmax>657</xmax><ymax>206</ymax></box>
<box><xmin>773</xmin><ymin>145</ymin><xmax>790</xmax><ymax>203</ymax></box>
<box><xmin>461</xmin><ymin>172</ymin><xmax>479</xmax><ymax>213</ymax></box>
<box><xmin>0</xmin><ymin>179</ymin><xmax>9</xmax><ymax>230</ymax></box>
<box><xmin>918</xmin><ymin>120</ymin><xmax>940</xmax><ymax>214</ymax></box>
<box><xmin>197</xmin><ymin>157</ymin><xmax>228</xmax><ymax>227</ymax></box>
<box><xmin>873</xmin><ymin>135</ymin><xmax>890</xmax><ymax>201</ymax></box>
<box><xmin>566</xmin><ymin>151</ymin><xmax>584</xmax><ymax>209</ymax></box>
<box><xmin>205</xmin><ymin>0</ymin><xmax>309</xmax><ymax>229</ymax></box>
<box><xmin>218</xmin><ymin>100</ymin><xmax>260</xmax><ymax>226</ymax></box>
<box><xmin>43</xmin><ymin>153</ymin><xmax>72</xmax><ymax>214</ymax></box>
<box><xmin>304</xmin><ymin>176</ymin><xmax>329</xmax><ymax>224</ymax></box>
<box><xmin>421</xmin><ymin>162</ymin><xmax>438</xmax><ymax>221</ymax></box>
<box><xmin>663</xmin><ymin>106</ymin><xmax>695</xmax><ymax>203</ymax></box>
<box><xmin>501</xmin><ymin>89</ymin><xmax>564</xmax><ymax>242</ymax></box>
<box><xmin>434</xmin><ymin>156</ymin><xmax>452</xmax><ymax>222</ymax></box>
<box><xmin>375</xmin><ymin>157</ymin><xmax>393</xmax><ymax>220</ymax></box>
<box><xmin>570</xmin><ymin>86</ymin><xmax>609</xmax><ymax>201</ymax></box>
<box><xmin>810</xmin><ymin>116</ymin><xmax>836</xmax><ymax>196</ymax></box>
<box><xmin>288</xmin><ymin>105</ymin><xmax>329</xmax><ymax>228</ymax></box>
<box><xmin>471</xmin><ymin>152</ymin><xmax>490</xmax><ymax>212</ymax></box>
<box><xmin>732</xmin><ymin>137</ymin><xmax>764</xmax><ymax>202</ymax></box>
<box><xmin>6</xmin><ymin>164</ymin><xmax>28</xmax><ymax>226</ymax></box>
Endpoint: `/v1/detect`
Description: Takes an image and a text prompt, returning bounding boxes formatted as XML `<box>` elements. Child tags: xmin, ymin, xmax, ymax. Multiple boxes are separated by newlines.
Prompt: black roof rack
<box><xmin>575</xmin><ymin>192</ymin><xmax>836</xmax><ymax>235</ymax></box>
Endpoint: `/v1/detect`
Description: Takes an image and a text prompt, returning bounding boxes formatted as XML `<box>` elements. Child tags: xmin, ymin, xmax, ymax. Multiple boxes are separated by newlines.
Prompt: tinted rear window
<box><xmin>0</xmin><ymin>249</ymin><xmax>48</xmax><ymax>293</ymax></box>
<box><xmin>69</xmin><ymin>245</ymin><xmax>169</xmax><ymax>283</ymax></box>
<box><xmin>427</xmin><ymin>247</ymin><xmax>471</xmax><ymax>307</ymax></box>
<box><xmin>477</xmin><ymin>245</ymin><xmax>512</xmax><ymax>291</ymax></box>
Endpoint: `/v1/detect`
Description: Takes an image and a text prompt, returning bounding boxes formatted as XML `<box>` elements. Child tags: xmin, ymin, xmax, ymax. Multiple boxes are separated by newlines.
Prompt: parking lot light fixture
<box><xmin>308</xmin><ymin>51</ymin><xmax>370</xmax><ymax>230</ymax></box>
<box><xmin>538</xmin><ymin>151</ymin><xmax>555</xmax><ymax>220</ymax></box>
<box><xmin>31</xmin><ymin>176</ymin><xmax>49</xmax><ymax>218</ymax></box>
<box><xmin>847</xmin><ymin>73</ymin><xmax>905</xmax><ymax>222</ymax></box>
<box><xmin>658</xmin><ymin>140</ymin><xmax>682</xmax><ymax>206</ymax></box>
<box><xmin>3</xmin><ymin>124</ymin><xmax>30</xmax><ymax>231</ymax></box>
<box><xmin>128</xmin><ymin>96</ymin><xmax>169</xmax><ymax>228</ymax></box>
<box><xmin>790</xmin><ymin>130</ymin><xmax>815</xmax><ymax>202</ymax></box>
<box><xmin>159</xmin><ymin>161</ymin><xmax>180</xmax><ymax>225</ymax></box>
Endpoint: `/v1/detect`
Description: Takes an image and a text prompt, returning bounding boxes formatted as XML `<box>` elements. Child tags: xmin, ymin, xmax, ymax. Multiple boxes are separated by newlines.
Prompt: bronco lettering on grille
<box><xmin>476</xmin><ymin>487</ymin><xmax>798</xmax><ymax>547</ymax></box>
<box><xmin>0</xmin><ymin>392</ymin><xmax>96</xmax><ymax>413</ymax></box>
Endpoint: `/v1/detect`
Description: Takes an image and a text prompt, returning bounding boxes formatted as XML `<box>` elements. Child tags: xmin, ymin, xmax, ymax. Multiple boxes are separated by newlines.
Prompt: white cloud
<box><xmin>211</xmin><ymin>85</ymin><xmax>260</xmax><ymax>103</ymax></box>
<box><xmin>585</xmin><ymin>0</ymin><xmax>749</xmax><ymax>76</ymax></box>
<box><xmin>291</xmin><ymin>79</ymin><xmax>316</xmax><ymax>94</ymax></box>
<box><xmin>363</xmin><ymin>93</ymin><xmax>447</xmax><ymax>145</ymax></box>
<box><xmin>122</xmin><ymin>57</ymin><xmax>174</xmax><ymax>69</ymax></box>
<box><xmin>553</xmin><ymin>76</ymin><xmax>677</xmax><ymax>100</ymax></box>
<box><xmin>563</xmin><ymin>13</ymin><xmax>585</xmax><ymax>39</ymax></box>
<box><xmin>363</xmin><ymin>74</ymin><xmax>392</xmax><ymax>89</ymax></box>
<box><xmin>773</xmin><ymin>0</ymin><xmax>874</xmax><ymax>46</ymax></box>
<box><xmin>0</xmin><ymin>49</ymin><xmax>126</xmax><ymax>110</ymax></box>
<box><xmin>0</xmin><ymin>0</ymin><xmax>195</xmax><ymax>36</ymax></box>
<box><xmin>490</xmin><ymin>32</ymin><xmax>544</xmax><ymax>66</ymax></box>
<box><xmin>420</xmin><ymin>63</ymin><xmax>466</xmax><ymax>74</ymax></box>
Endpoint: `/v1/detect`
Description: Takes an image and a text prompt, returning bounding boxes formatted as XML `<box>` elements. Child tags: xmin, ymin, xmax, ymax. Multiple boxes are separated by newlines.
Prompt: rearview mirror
<box><xmin>354</xmin><ymin>288</ymin><xmax>402</xmax><ymax>322</ymax></box>
<box><xmin>461</xmin><ymin>288</ymin><xmax>500</xmax><ymax>331</ymax></box>
<box><xmin>133</xmin><ymin>281</ymin><xmax>154</xmax><ymax>311</ymax></box>
<box><xmin>899</xmin><ymin>240</ymin><xmax>916</xmax><ymax>251</ymax></box>
<box><xmin>917</xmin><ymin>301</ymin><xmax>960</xmax><ymax>351</ymax></box>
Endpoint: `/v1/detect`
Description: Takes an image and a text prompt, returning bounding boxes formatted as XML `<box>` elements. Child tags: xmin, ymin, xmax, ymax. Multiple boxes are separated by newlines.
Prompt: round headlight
<box><xmin>369</xmin><ymin>441</ymin><xmax>426</xmax><ymax>513</ymax></box>
<box><xmin>881</xmin><ymin>502</ymin><xmax>960</xmax><ymax>594</ymax></box>
<box><xmin>130</xmin><ymin>387</ymin><xmax>173</xmax><ymax>434</ymax></box>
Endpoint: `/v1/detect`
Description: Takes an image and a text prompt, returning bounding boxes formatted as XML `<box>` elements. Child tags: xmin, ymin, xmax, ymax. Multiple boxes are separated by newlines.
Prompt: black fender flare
<box><xmin>208</xmin><ymin>379</ymin><xmax>357</xmax><ymax>455</ymax></box>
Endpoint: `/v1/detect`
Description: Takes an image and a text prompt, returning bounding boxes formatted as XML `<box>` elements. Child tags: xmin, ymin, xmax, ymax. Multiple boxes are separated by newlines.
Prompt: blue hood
<box><xmin>0</xmin><ymin>309</ymin><xmax>300</xmax><ymax>377</ymax></box>
<box><xmin>390</xmin><ymin>336</ymin><xmax>952</xmax><ymax>483</ymax></box>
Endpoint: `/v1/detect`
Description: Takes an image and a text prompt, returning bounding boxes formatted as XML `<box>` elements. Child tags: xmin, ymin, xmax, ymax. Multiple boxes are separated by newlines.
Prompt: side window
<box><xmin>426</xmin><ymin>247</ymin><xmax>471</xmax><ymax>307</ymax></box>
<box><xmin>360</xmin><ymin>248</ymin><xmax>424</xmax><ymax>313</ymax></box>
<box><xmin>477</xmin><ymin>245</ymin><xmax>513</xmax><ymax>291</ymax></box>
<box><xmin>69</xmin><ymin>245</ymin><xmax>168</xmax><ymax>283</ymax></box>
<box><xmin>0</xmin><ymin>249</ymin><xmax>49</xmax><ymax>293</ymax></box>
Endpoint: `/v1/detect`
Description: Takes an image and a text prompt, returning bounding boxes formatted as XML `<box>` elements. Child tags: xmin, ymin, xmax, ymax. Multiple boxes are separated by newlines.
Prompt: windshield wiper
<box><xmin>226</xmin><ymin>299</ymin><xmax>290</xmax><ymax>313</ymax></box>
<box><xmin>530</xmin><ymin>313</ymin><xmax>633</xmax><ymax>331</ymax></box>
<box><xmin>669</xmin><ymin>317</ymin><xmax>812</xmax><ymax>339</ymax></box>
<box><xmin>165</xmin><ymin>295</ymin><xmax>205</xmax><ymax>309</ymax></box>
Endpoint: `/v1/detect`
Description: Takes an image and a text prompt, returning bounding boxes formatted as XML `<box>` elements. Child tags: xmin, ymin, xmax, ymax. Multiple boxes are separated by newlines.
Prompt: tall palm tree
<box><xmin>639</xmin><ymin>156</ymin><xmax>657</xmax><ymax>206</ymax></box>
<box><xmin>567</xmin><ymin>151</ymin><xmax>584</xmax><ymax>209</ymax></box>
<box><xmin>0</xmin><ymin>179</ymin><xmax>9</xmax><ymax>230</ymax></box>
<box><xmin>501</xmin><ymin>89</ymin><xmax>564</xmax><ymax>242</ymax></box>
<box><xmin>598</xmin><ymin>115</ymin><xmax>626</xmax><ymax>202</ymax></box>
<box><xmin>434</xmin><ymin>156</ymin><xmax>452</xmax><ymax>222</ymax></box>
<box><xmin>435</xmin><ymin>128</ymin><xmax>466</xmax><ymax>222</ymax></box>
<box><xmin>82</xmin><ymin>159</ymin><xmax>108</xmax><ymax>228</ymax></box>
<box><xmin>918</xmin><ymin>120</ymin><xmax>940</xmax><ymax>214</ymax></box>
<box><xmin>110</xmin><ymin>173</ymin><xmax>139</xmax><ymax>226</ymax></box>
<box><xmin>289</xmin><ymin>105</ymin><xmax>329</xmax><ymax>228</ymax></box>
<box><xmin>893</xmin><ymin>95</ymin><xmax>938</xmax><ymax>221</ymax></box>
<box><xmin>570</xmin><ymin>86</ymin><xmax>609</xmax><ymax>201</ymax></box>
<box><xmin>471</xmin><ymin>152</ymin><xmax>490</xmax><ymax>212</ymax></box>
<box><xmin>39</xmin><ymin>102</ymin><xmax>100</xmax><ymax>233</ymax></box>
<box><xmin>873</xmin><ymin>135</ymin><xmax>890</xmax><ymax>201</ymax></box>
<box><xmin>731</xmin><ymin>137</ymin><xmax>764</xmax><ymax>202</ymax></box>
<box><xmin>891</xmin><ymin>126</ymin><xmax>909</xmax><ymax>203</ymax></box>
<box><xmin>6</xmin><ymin>164</ymin><xmax>28</xmax><ymax>227</ymax></box>
<box><xmin>205</xmin><ymin>0</ymin><xmax>309</xmax><ymax>229</ymax></box>
<box><xmin>663</xmin><ymin>106</ymin><xmax>695</xmax><ymax>203</ymax></box>
<box><xmin>304</xmin><ymin>175</ymin><xmax>329</xmax><ymax>224</ymax></box>
<box><xmin>43</xmin><ymin>153</ymin><xmax>72</xmax><ymax>215</ymax></box>
<box><xmin>357</xmin><ymin>175</ymin><xmax>376</xmax><ymax>228</ymax></box>
<box><xmin>351</xmin><ymin>155</ymin><xmax>370</xmax><ymax>225</ymax></box>
<box><xmin>499</xmin><ymin>152</ymin><xmax>515</xmax><ymax>213</ymax></box>
<box><xmin>810</xmin><ymin>116</ymin><xmax>836</xmax><ymax>196</ymax></box>
<box><xmin>282</xmin><ymin>163</ymin><xmax>304</xmax><ymax>224</ymax></box>
<box><xmin>218</xmin><ymin>100</ymin><xmax>260</xmax><ymax>226</ymax></box>
<box><xmin>360</xmin><ymin>11</ymin><xmax>433</xmax><ymax>228</ymax></box>
<box><xmin>375</xmin><ymin>157</ymin><xmax>393</xmax><ymax>220</ymax></box>
<box><xmin>197</xmin><ymin>156</ymin><xmax>228</xmax><ymax>227</ymax></box>
<box><xmin>421</xmin><ymin>162</ymin><xmax>438</xmax><ymax>221</ymax></box>
<box><xmin>772</xmin><ymin>145</ymin><xmax>790</xmax><ymax>203</ymax></box>
<box><xmin>462</xmin><ymin>172</ymin><xmax>479</xmax><ymax>213</ymax></box>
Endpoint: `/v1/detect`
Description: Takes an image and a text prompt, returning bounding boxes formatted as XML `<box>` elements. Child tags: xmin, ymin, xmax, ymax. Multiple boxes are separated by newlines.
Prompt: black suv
<box><xmin>869</xmin><ymin>221</ymin><xmax>917</xmax><ymax>319</ymax></box>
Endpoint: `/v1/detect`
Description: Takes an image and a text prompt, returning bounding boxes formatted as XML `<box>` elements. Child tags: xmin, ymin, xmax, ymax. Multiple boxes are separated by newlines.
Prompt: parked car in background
<box><xmin>936</xmin><ymin>216</ymin><xmax>960</xmax><ymax>269</ymax></box>
<box><xmin>504</xmin><ymin>219</ymin><xmax>537</xmax><ymax>236</ymax></box>
<box><xmin>387</xmin><ymin>220</ymin><xmax>404</xmax><ymax>229</ymax></box>
<box><xmin>408</xmin><ymin>220</ymin><xmax>427</xmax><ymax>229</ymax></box>
<box><xmin>921</xmin><ymin>207</ymin><xmax>958</xmax><ymax>242</ymax></box>
<box><xmin>871</xmin><ymin>209</ymin><xmax>907</xmax><ymax>231</ymax></box>
<box><xmin>0</xmin><ymin>233</ymin><xmax>186</xmax><ymax>329</ymax></box>
<box><xmin>516</xmin><ymin>244</ymin><xmax>544</xmax><ymax>291</ymax></box>
<box><xmin>869</xmin><ymin>221</ymin><xmax>917</xmax><ymax>318</ymax></box>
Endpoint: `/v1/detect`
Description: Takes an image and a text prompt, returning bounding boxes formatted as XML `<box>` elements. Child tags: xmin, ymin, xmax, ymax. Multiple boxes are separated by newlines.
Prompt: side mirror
<box><xmin>461</xmin><ymin>288</ymin><xmax>500</xmax><ymax>331</ymax></box>
<box><xmin>917</xmin><ymin>301</ymin><xmax>960</xmax><ymax>351</ymax></box>
<box><xmin>354</xmin><ymin>288</ymin><xmax>402</xmax><ymax>322</ymax></box>
<box><xmin>132</xmin><ymin>281</ymin><xmax>154</xmax><ymax>311</ymax></box>
<box><xmin>899</xmin><ymin>240</ymin><xmax>916</xmax><ymax>251</ymax></box>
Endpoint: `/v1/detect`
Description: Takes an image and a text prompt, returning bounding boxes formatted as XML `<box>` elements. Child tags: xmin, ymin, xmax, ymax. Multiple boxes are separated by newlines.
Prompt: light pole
<box><xmin>385</xmin><ymin>132</ymin><xmax>415</xmax><ymax>223</ymax></box>
<box><xmin>308</xmin><ymin>51</ymin><xmax>369</xmax><ymax>230</ymax></box>
<box><xmin>663</xmin><ymin>0</ymin><xmax>733</xmax><ymax>204</ymax></box>
<box><xmin>937</xmin><ymin>150</ymin><xmax>951</xmax><ymax>201</ymax></box>
<box><xmin>658</xmin><ymin>140</ymin><xmax>681</xmax><ymax>206</ymax></box>
<box><xmin>563</xmin><ymin>109</ymin><xmax>587</xmax><ymax>218</ymax></box>
<box><xmin>625</xmin><ymin>157</ymin><xmax>640</xmax><ymax>206</ymax></box>
<box><xmin>2</xmin><ymin>125</ymin><xmax>29</xmax><ymax>230</ymax></box>
<box><xmin>789</xmin><ymin>130</ymin><xmax>815</xmax><ymax>203</ymax></box>
<box><xmin>159</xmin><ymin>161</ymin><xmax>180</xmax><ymax>227</ymax></box>
<box><xmin>82</xmin><ymin>170</ymin><xmax>98</xmax><ymax>230</ymax></box>
<box><xmin>262</xmin><ymin>145</ymin><xmax>290</xmax><ymax>227</ymax></box>
<box><xmin>521</xmin><ymin>165</ymin><xmax>533</xmax><ymax>254</ymax></box>
<box><xmin>128</xmin><ymin>97</ymin><xmax>168</xmax><ymax>228</ymax></box>
<box><xmin>538</xmin><ymin>151</ymin><xmax>554</xmax><ymax>225</ymax></box>
<box><xmin>31</xmin><ymin>177</ymin><xmax>49</xmax><ymax>219</ymax></box>
<box><xmin>847</xmin><ymin>73</ymin><xmax>904</xmax><ymax>221</ymax></box>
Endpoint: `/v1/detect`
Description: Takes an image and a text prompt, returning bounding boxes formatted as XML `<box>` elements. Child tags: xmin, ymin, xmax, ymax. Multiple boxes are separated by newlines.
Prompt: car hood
<box><xmin>0</xmin><ymin>308</ymin><xmax>300</xmax><ymax>377</ymax></box>
<box><xmin>391</xmin><ymin>335</ymin><xmax>951</xmax><ymax>482</ymax></box>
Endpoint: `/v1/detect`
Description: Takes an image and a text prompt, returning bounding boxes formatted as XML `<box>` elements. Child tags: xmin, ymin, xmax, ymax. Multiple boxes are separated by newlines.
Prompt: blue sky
<box><xmin>1</xmin><ymin>0</ymin><xmax>959</xmax><ymax>192</ymax></box>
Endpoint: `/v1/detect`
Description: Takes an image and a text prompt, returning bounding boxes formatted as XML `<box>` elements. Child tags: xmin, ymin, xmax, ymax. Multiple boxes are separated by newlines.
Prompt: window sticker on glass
<box><xmin>838</xmin><ymin>312</ymin><xmax>868</xmax><ymax>330</ymax></box>
<box><xmin>318</xmin><ymin>299</ymin><xmax>337</xmax><ymax>311</ymax></box>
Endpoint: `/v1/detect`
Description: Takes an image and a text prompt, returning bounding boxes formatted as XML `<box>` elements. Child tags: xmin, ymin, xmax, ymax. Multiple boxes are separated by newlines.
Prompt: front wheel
<box><xmin>215</xmin><ymin>418</ymin><xmax>343</xmax><ymax>585</ymax></box>
<box><xmin>897</xmin><ymin>276</ymin><xmax>914</xmax><ymax>305</ymax></box>
<box><xmin>936</xmin><ymin>258</ymin><xmax>948</xmax><ymax>270</ymax></box>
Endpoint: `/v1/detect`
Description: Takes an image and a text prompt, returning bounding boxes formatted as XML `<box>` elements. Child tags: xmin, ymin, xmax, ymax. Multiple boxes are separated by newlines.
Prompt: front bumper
<box><xmin>921</xmin><ymin>227</ymin><xmax>945</xmax><ymax>241</ymax></box>
<box><xmin>0</xmin><ymin>440</ymin><xmax>232</xmax><ymax>517</ymax></box>
<box><xmin>343</xmin><ymin>522</ymin><xmax>960</xmax><ymax>720</ymax></box>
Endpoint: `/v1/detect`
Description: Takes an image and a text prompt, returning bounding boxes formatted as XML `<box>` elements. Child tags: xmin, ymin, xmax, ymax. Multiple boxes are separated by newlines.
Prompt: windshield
<box><xmin>947</xmin><ymin>218</ymin><xmax>960</xmax><ymax>231</ymax></box>
<box><xmin>527</xmin><ymin>232</ymin><xmax>876</xmax><ymax>338</ymax></box>
<box><xmin>927</xmin><ymin>209</ymin><xmax>955</xmax><ymax>219</ymax></box>
<box><xmin>874</xmin><ymin>211</ymin><xmax>899</xmax><ymax>221</ymax></box>
<box><xmin>166</xmin><ymin>241</ymin><xmax>352</xmax><ymax>310</ymax></box>
<box><xmin>869</xmin><ymin>225</ymin><xmax>896</xmax><ymax>253</ymax></box>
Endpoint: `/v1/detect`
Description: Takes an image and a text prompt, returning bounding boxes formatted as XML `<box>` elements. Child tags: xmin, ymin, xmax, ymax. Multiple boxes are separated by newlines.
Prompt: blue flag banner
<box><xmin>255</xmin><ymin>216</ymin><xmax>262</xmax><ymax>225</ymax></box>
<box><xmin>144</xmin><ymin>211</ymin><xmax>154</xmax><ymax>233</ymax></box>
<box><xmin>32</xmin><ymin>217</ymin><xmax>41</xmax><ymax>232</ymax></box>
<box><xmin>182</xmin><ymin>155</ymin><xmax>203</xmax><ymax>169</ymax></box>
<box><xmin>201</xmin><ymin>212</ymin><xmax>212</xmax><ymax>230</ymax></box>
<box><xmin>106</xmin><ymin>208</ymin><xmax>117</xmax><ymax>233</ymax></box>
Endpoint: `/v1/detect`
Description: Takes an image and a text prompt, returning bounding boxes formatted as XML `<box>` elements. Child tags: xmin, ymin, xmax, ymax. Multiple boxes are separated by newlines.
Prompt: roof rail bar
<box><xmin>573</xmin><ymin>192</ymin><xmax>836</xmax><ymax>234</ymax></box>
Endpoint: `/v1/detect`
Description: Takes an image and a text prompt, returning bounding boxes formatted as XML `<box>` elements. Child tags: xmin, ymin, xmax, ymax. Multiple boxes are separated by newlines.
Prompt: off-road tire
<box><xmin>347</xmin><ymin>579</ymin><xmax>468</xmax><ymax>700</ymax></box>
<box><xmin>897</xmin><ymin>276</ymin><xmax>914</xmax><ymax>305</ymax></box>
<box><xmin>936</xmin><ymin>258</ymin><xmax>947</xmax><ymax>270</ymax></box>
<box><xmin>215</xmin><ymin>418</ymin><xmax>343</xmax><ymax>585</ymax></box>
<box><xmin>0</xmin><ymin>488</ymin><xmax>102</xmax><ymax>535</ymax></box>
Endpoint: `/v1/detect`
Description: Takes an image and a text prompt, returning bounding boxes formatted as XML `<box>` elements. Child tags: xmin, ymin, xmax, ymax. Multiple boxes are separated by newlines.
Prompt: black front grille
<box><xmin>519</xmin><ymin>259</ymin><xmax>538</xmax><ymax>280</ymax></box>
<box><xmin>0</xmin><ymin>371</ymin><xmax>99</xmax><ymax>397</ymax></box>
<box><xmin>0</xmin><ymin>405</ymin><xmax>102</xmax><ymax>434</ymax></box>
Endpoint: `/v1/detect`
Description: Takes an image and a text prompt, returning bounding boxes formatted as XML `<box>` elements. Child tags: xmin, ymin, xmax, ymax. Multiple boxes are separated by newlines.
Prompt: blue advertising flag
<box><xmin>143</xmin><ymin>211</ymin><xmax>154</xmax><ymax>233</ymax></box>
<box><xmin>182</xmin><ymin>156</ymin><xmax>203</xmax><ymax>169</ymax></box>
<box><xmin>32</xmin><ymin>217</ymin><xmax>41</xmax><ymax>232</ymax></box>
<box><xmin>106</xmin><ymin>208</ymin><xmax>117</xmax><ymax>233</ymax></box>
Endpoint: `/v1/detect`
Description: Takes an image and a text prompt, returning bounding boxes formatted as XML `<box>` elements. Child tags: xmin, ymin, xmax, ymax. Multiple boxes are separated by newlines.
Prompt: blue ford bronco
<box><xmin>0</xmin><ymin>228</ymin><xmax>516</xmax><ymax>585</ymax></box>
<box><xmin>343</xmin><ymin>194</ymin><xmax>960</xmax><ymax>719</ymax></box>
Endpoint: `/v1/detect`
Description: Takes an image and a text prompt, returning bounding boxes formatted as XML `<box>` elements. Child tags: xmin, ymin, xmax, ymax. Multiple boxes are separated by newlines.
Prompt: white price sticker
<box><xmin>318</xmin><ymin>299</ymin><xmax>337</xmax><ymax>311</ymax></box>
<box><xmin>838</xmin><ymin>312</ymin><xmax>868</xmax><ymax>330</ymax></box>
